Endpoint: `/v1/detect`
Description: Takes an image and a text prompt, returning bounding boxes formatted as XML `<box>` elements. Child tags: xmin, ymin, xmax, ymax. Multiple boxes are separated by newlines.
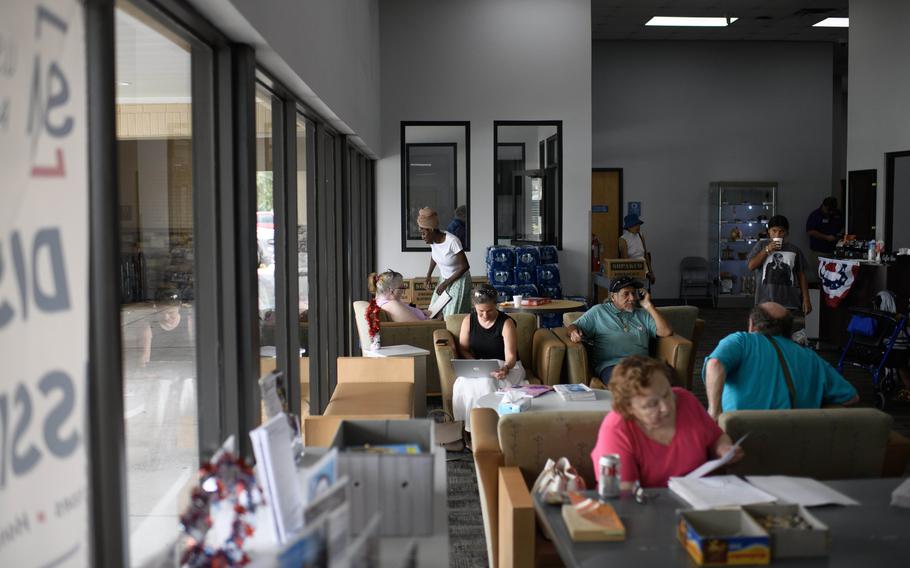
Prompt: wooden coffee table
<box><xmin>499</xmin><ymin>299</ymin><xmax>586</xmax><ymax>326</ymax></box>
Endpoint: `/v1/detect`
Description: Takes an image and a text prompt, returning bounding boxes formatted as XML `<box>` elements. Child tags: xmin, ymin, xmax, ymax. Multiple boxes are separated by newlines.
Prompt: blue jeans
<box><xmin>599</xmin><ymin>365</ymin><xmax>616</xmax><ymax>386</ymax></box>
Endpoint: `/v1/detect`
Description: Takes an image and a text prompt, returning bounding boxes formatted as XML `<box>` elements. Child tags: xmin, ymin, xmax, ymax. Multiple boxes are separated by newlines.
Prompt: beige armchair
<box><xmin>433</xmin><ymin>312</ymin><xmax>566</xmax><ymax>415</ymax></box>
<box><xmin>554</xmin><ymin>306</ymin><xmax>696</xmax><ymax>388</ymax></box>
<box><xmin>471</xmin><ymin>407</ymin><xmax>604</xmax><ymax>568</ymax></box>
<box><xmin>352</xmin><ymin>300</ymin><xmax>446</xmax><ymax>394</ymax></box>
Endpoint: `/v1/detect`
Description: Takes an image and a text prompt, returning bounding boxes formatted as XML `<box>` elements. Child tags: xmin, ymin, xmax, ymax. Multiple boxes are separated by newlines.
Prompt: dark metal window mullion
<box><xmin>190</xmin><ymin>32</ymin><xmax>223</xmax><ymax>460</ymax></box>
<box><xmin>278</xmin><ymin>100</ymin><xmax>301</xmax><ymax>417</ymax></box>
<box><xmin>304</xmin><ymin>119</ymin><xmax>322</xmax><ymax>414</ymax></box>
<box><xmin>271</xmin><ymin>94</ymin><xmax>290</xmax><ymax>404</ymax></box>
<box><xmin>86</xmin><ymin>1</ymin><xmax>128</xmax><ymax>566</ymax></box>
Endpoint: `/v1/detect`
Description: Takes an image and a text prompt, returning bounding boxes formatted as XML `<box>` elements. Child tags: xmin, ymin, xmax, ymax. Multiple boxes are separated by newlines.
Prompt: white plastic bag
<box><xmin>531</xmin><ymin>457</ymin><xmax>587</xmax><ymax>504</ymax></box>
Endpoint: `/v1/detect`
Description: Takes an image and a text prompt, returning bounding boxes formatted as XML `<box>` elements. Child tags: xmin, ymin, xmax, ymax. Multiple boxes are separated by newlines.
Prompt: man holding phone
<box><xmin>567</xmin><ymin>276</ymin><xmax>673</xmax><ymax>385</ymax></box>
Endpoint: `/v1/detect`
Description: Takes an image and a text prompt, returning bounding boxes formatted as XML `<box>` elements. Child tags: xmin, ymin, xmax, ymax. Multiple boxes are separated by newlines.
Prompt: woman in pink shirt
<box><xmin>591</xmin><ymin>356</ymin><xmax>744</xmax><ymax>488</ymax></box>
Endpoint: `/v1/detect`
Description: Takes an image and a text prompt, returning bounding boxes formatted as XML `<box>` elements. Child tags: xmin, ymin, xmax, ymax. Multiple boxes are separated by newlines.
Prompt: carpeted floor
<box><xmin>443</xmin><ymin>305</ymin><xmax>910</xmax><ymax>566</ymax></box>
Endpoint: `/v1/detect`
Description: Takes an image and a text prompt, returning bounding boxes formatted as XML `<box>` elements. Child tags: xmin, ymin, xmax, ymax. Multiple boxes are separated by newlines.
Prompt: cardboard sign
<box><xmin>0</xmin><ymin>1</ymin><xmax>90</xmax><ymax>565</ymax></box>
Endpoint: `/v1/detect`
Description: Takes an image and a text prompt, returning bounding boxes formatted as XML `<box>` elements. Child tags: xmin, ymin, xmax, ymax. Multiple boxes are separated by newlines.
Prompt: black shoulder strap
<box><xmin>764</xmin><ymin>335</ymin><xmax>797</xmax><ymax>408</ymax></box>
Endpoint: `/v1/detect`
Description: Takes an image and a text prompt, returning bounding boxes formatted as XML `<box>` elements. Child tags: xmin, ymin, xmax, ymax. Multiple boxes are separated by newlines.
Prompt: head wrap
<box><xmin>417</xmin><ymin>207</ymin><xmax>439</xmax><ymax>229</ymax></box>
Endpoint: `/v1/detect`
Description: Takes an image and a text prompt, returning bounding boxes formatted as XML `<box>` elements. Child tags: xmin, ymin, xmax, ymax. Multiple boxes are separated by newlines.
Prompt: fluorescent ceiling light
<box><xmin>646</xmin><ymin>16</ymin><xmax>738</xmax><ymax>27</ymax></box>
<box><xmin>409</xmin><ymin>163</ymin><xmax>432</xmax><ymax>167</ymax></box>
<box><xmin>813</xmin><ymin>17</ymin><xmax>849</xmax><ymax>28</ymax></box>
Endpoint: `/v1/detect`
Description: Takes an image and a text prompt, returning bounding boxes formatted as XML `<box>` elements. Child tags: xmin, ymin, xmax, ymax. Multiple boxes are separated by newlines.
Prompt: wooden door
<box><xmin>592</xmin><ymin>169</ymin><xmax>622</xmax><ymax>301</ymax></box>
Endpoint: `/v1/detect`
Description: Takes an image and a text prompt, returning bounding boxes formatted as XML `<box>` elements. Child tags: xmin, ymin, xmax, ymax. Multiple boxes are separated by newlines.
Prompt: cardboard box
<box><xmin>602</xmin><ymin>258</ymin><xmax>648</xmax><ymax>279</ymax></box>
<box><xmin>366</xmin><ymin>275</ymin><xmax>487</xmax><ymax>309</ymax></box>
<box><xmin>742</xmin><ymin>504</ymin><xmax>830</xmax><ymax>558</ymax></box>
<box><xmin>677</xmin><ymin>510</ymin><xmax>770</xmax><ymax>566</ymax></box>
<box><xmin>330</xmin><ymin>419</ymin><xmax>435</xmax><ymax>537</ymax></box>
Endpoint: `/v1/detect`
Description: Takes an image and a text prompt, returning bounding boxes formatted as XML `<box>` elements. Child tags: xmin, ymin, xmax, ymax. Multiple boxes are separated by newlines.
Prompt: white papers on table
<box><xmin>250</xmin><ymin>413</ymin><xmax>304</xmax><ymax>543</ymax></box>
<box><xmin>668</xmin><ymin>475</ymin><xmax>777</xmax><ymax>510</ymax></box>
<box><xmin>685</xmin><ymin>433</ymin><xmax>749</xmax><ymax>479</ymax></box>
<box><xmin>427</xmin><ymin>290</ymin><xmax>452</xmax><ymax>319</ymax></box>
<box><xmin>890</xmin><ymin>477</ymin><xmax>910</xmax><ymax>508</ymax></box>
<box><xmin>746</xmin><ymin>476</ymin><xmax>860</xmax><ymax>507</ymax></box>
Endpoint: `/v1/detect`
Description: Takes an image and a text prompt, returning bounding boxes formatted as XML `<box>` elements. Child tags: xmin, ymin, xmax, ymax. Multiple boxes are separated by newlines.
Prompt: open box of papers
<box><xmin>330</xmin><ymin>419</ymin><xmax>436</xmax><ymax>537</ymax></box>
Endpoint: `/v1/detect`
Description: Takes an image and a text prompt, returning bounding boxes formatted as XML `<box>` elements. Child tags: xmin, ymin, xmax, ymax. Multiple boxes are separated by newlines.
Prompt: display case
<box><xmin>709</xmin><ymin>182</ymin><xmax>777</xmax><ymax>307</ymax></box>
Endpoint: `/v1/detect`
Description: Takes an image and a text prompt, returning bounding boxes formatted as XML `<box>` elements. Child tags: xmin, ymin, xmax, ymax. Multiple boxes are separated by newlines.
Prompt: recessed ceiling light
<box><xmin>645</xmin><ymin>16</ymin><xmax>738</xmax><ymax>27</ymax></box>
<box><xmin>813</xmin><ymin>17</ymin><xmax>849</xmax><ymax>28</ymax></box>
<box><xmin>117</xmin><ymin>81</ymin><xmax>131</xmax><ymax>86</ymax></box>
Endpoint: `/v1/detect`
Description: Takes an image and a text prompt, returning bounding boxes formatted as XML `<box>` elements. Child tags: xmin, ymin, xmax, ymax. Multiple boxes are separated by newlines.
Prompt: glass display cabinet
<box><xmin>709</xmin><ymin>182</ymin><xmax>777</xmax><ymax>307</ymax></box>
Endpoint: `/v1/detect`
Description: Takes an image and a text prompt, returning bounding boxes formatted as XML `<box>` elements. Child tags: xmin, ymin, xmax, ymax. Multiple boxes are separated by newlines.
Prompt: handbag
<box><xmin>531</xmin><ymin>457</ymin><xmax>587</xmax><ymax>504</ymax></box>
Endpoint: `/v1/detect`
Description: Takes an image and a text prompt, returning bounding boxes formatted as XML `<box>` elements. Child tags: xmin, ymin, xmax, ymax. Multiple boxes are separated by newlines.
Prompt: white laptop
<box><xmin>452</xmin><ymin>359</ymin><xmax>501</xmax><ymax>379</ymax></box>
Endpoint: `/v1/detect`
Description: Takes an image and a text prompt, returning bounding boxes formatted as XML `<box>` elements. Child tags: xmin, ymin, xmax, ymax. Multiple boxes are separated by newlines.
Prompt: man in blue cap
<box><xmin>619</xmin><ymin>213</ymin><xmax>655</xmax><ymax>285</ymax></box>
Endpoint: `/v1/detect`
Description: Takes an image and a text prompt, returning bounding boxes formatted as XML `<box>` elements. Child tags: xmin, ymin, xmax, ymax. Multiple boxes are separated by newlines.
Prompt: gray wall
<box><xmin>190</xmin><ymin>0</ymin><xmax>381</xmax><ymax>154</ymax></box>
<box><xmin>593</xmin><ymin>41</ymin><xmax>834</xmax><ymax>298</ymax></box>
<box><xmin>847</xmin><ymin>0</ymin><xmax>910</xmax><ymax>240</ymax></box>
<box><xmin>376</xmin><ymin>0</ymin><xmax>592</xmax><ymax>295</ymax></box>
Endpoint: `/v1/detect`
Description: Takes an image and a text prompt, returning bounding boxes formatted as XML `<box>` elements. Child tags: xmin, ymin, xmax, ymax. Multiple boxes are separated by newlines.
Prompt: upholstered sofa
<box><xmin>352</xmin><ymin>300</ymin><xmax>446</xmax><ymax>394</ymax></box>
<box><xmin>433</xmin><ymin>312</ymin><xmax>566</xmax><ymax>415</ymax></box>
<box><xmin>719</xmin><ymin>408</ymin><xmax>910</xmax><ymax>478</ymax></box>
<box><xmin>554</xmin><ymin>305</ymin><xmax>702</xmax><ymax>388</ymax></box>
<box><xmin>471</xmin><ymin>404</ymin><xmax>909</xmax><ymax>568</ymax></box>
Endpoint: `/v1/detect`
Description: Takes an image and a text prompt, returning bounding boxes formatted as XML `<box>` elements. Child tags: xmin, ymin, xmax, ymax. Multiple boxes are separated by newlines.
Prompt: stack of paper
<box><xmin>554</xmin><ymin>383</ymin><xmax>597</xmax><ymax>401</ymax></box>
<box><xmin>745</xmin><ymin>476</ymin><xmax>859</xmax><ymax>507</ymax></box>
<box><xmin>668</xmin><ymin>475</ymin><xmax>777</xmax><ymax>510</ymax></box>
<box><xmin>891</xmin><ymin>478</ymin><xmax>910</xmax><ymax>509</ymax></box>
<box><xmin>250</xmin><ymin>413</ymin><xmax>304</xmax><ymax>544</ymax></box>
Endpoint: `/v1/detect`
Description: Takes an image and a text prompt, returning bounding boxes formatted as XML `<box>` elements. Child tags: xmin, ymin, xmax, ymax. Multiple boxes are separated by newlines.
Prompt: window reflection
<box><xmin>296</xmin><ymin>114</ymin><xmax>310</xmax><ymax>416</ymax></box>
<box><xmin>115</xmin><ymin>3</ymin><xmax>198</xmax><ymax>564</ymax></box>
<box><xmin>256</xmin><ymin>89</ymin><xmax>277</xmax><ymax>371</ymax></box>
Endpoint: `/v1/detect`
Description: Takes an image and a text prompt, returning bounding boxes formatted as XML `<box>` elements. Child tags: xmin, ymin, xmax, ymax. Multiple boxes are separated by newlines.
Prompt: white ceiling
<box><xmin>115</xmin><ymin>7</ymin><xmax>191</xmax><ymax>103</ymax></box>
<box><xmin>592</xmin><ymin>0</ymin><xmax>849</xmax><ymax>42</ymax></box>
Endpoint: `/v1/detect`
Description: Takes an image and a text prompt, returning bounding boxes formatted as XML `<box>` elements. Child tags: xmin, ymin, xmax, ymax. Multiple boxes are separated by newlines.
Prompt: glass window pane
<box><xmin>115</xmin><ymin>3</ymin><xmax>197</xmax><ymax>564</ymax></box>
<box><xmin>256</xmin><ymin>88</ymin><xmax>276</xmax><ymax>373</ymax></box>
<box><xmin>296</xmin><ymin>115</ymin><xmax>310</xmax><ymax>416</ymax></box>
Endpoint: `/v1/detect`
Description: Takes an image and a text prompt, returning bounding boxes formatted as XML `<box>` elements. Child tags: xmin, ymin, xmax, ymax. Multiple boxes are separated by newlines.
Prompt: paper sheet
<box><xmin>250</xmin><ymin>413</ymin><xmax>304</xmax><ymax>543</ymax></box>
<box><xmin>668</xmin><ymin>475</ymin><xmax>777</xmax><ymax>509</ymax></box>
<box><xmin>745</xmin><ymin>476</ymin><xmax>860</xmax><ymax>507</ymax></box>
<box><xmin>685</xmin><ymin>433</ymin><xmax>749</xmax><ymax>479</ymax></box>
<box><xmin>428</xmin><ymin>290</ymin><xmax>452</xmax><ymax>319</ymax></box>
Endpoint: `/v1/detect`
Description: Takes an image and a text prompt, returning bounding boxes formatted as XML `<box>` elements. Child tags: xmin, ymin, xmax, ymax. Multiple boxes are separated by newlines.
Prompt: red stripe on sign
<box><xmin>31</xmin><ymin>148</ymin><xmax>66</xmax><ymax>177</ymax></box>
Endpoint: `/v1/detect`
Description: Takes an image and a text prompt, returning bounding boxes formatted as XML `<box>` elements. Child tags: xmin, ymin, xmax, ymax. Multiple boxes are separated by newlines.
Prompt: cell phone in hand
<box><xmin>637</xmin><ymin>289</ymin><xmax>646</xmax><ymax>300</ymax></box>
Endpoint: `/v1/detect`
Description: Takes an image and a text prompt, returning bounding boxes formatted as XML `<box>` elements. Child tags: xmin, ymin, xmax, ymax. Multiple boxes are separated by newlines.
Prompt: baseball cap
<box><xmin>609</xmin><ymin>276</ymin><xmax>644</xmax><ymax>293</ymax></box>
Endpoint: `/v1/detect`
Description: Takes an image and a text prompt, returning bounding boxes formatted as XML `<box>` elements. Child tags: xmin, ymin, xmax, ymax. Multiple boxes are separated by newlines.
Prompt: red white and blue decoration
<box><xmin>818</xmin><ymin>257</ymin><xmax>860</xmax><ymax>307</ymax></box>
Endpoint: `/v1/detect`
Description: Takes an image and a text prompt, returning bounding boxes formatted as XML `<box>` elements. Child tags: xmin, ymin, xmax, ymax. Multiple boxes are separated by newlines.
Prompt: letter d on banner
<box><xmin>0</xmin><ymin>1</ymin><xmax>90</xmax><ymax>566</ymax></box>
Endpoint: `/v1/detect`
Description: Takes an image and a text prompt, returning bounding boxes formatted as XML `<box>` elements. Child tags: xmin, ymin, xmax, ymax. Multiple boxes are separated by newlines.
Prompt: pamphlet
<box><xmin>498</xmin><ymin>384</ymin><xmax>553</xmax><ymax>398</ymax></box>
<box><xmin>250</xmin><ymin>413</ymin><xmax>304</xmax><ymax>544</ymax></box>
<box><xmin>553</xmin><ymin>383</ymin><xmax>597</xmax><ymax>401</ymax></box>
<box><xmin>427</xmin><ymin>290</ymin><xmax>452</xmax><ymax>319</ymax></box>
<box><xmin>668</xmin><ymin>475</ymin><xmax>777</xmax><ymax>510</ymax></box>
<box><xmin>685</xmin><ymin>433</ymin><xmax>749</xmax><ymax>479</ymax></box>
<box><xmin>745</xmin><ymin>476</ymin><xmax>860</xmax><ymax>507</ymax></box>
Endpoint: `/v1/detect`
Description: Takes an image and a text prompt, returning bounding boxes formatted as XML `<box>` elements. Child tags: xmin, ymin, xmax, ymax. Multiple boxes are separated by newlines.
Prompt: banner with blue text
<box><xmin>0</xmin><ymin>0</ymin><xmax>89</xmax><ymax>565</ymax></box>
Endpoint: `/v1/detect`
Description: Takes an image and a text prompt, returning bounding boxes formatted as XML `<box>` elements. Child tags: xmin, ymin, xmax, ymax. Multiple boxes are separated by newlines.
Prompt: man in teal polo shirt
<box><xmin>567</xmin><ymin>276</ymin><xmax>673</xmax><ymax>384</ymax></box>
<box><xmin>703</xmin><ymin>302</ymin><xmax>858</xmax><ymax>420</ymax></box>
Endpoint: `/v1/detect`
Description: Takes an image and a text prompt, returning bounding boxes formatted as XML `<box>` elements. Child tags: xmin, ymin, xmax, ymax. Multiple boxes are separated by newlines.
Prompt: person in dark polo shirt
<box><xmin>806</xmin><ymin>197</ymin><xmax>844</xmax><ymax>280</ymax></box>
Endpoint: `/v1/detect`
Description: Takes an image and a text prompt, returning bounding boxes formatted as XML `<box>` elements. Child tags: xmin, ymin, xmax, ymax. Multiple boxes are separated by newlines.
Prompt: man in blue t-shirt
<box><xmin>703</xmin><ymin>302</ymin><xmax>858</xmax><ymax>420</ymax></box>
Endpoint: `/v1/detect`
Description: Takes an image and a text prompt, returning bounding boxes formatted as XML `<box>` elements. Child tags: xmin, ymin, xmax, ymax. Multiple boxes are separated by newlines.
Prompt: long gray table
<box><xmin>534</xmin><ymin>478</ymin><xmax>910</xmax><ymax>567</ymax></box>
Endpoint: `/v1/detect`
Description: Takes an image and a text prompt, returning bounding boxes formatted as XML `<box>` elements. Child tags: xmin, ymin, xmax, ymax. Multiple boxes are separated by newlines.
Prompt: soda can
<box><xmin>598</xmin><ymin>454</ymin><xmax>621</xmax><ymax>499</ymax></box>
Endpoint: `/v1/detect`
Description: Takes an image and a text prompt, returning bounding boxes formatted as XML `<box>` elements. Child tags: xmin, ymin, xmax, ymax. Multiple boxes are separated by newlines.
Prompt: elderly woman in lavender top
<box><xmin>373</xmin><ymin>269</ymin><xmax>428</xmax><ymax>322</ymax></box>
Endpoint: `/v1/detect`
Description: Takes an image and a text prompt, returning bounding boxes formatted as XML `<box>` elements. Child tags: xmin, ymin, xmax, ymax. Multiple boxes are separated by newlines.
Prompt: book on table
<box><xmin>553</xmin><ymin>383</ymin><xmax>597</xmax><ymax>401</ymax></box>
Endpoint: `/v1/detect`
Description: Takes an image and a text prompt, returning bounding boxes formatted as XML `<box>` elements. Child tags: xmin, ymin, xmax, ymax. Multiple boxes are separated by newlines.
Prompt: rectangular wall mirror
<box><xmin>494</xmin><ymin>121</ymin><xmax>562</xmax><ymax>248</ymax></box>
<box><xmin>886</xmin><ymin>150</ymin><xmax>910</xmax><ymax>250</ymax></box>
<box><xmin>401</xmin><ymin>121</ymin><xmax>470</xmax><ymax>251</ymax></box>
